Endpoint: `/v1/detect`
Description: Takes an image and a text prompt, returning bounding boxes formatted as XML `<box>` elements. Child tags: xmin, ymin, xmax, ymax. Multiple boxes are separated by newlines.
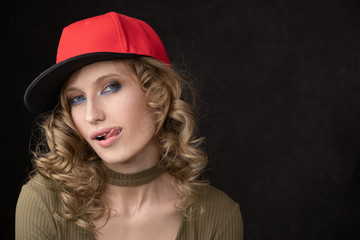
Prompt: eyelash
<box><xmin>68</xmin><ymin>81</ymin><xmax>122</xmax><ymax>106</ymax></box>
<box><xmin>100</xmin><ymin>81</ymin><xmax>121</xmax><ymax>96</ymax></box>
<box><xmin>69</xmin><ymin>95</ymin><xmax>86</xmax><ymax>106</ymax></box>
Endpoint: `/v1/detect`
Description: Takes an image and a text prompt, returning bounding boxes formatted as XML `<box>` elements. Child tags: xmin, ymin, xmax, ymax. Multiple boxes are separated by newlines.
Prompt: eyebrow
<box><xmin>65</xmin><ymin>73</ymin><xmax>121</xmax><ymax>93</ymax></box>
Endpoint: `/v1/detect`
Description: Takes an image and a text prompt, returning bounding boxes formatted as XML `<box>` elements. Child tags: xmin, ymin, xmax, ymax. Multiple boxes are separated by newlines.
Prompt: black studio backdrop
<box><xmin>3</xmin><ymin>0</ymin><xmax>360</xmax><ymax>239</ymax></box>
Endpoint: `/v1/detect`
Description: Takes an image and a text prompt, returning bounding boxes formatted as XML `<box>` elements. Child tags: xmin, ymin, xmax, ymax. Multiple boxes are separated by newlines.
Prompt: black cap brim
<box><xmin>24</xmin><ymin>52</ymin><xmax>140</xmax><ymax>114</ymax></box>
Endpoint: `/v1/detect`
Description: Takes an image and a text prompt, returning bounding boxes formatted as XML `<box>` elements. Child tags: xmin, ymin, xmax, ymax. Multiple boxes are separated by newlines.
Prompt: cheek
<box><xmin>124</xmin><ymin>98</ymin><xmax>156</xmax><ymax>136</ymax></box>
<box><xmin>137</xmin><ymin>115</ymin><xmax>156</xmax><ymax>135</ymax></box>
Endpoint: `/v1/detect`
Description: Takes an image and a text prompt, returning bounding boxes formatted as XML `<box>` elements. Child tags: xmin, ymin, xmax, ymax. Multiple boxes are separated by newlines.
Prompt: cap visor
<box><xmin>24</xmin><ymin>52</ymin><xmax>139</xmax><ymax>114</ymax></box>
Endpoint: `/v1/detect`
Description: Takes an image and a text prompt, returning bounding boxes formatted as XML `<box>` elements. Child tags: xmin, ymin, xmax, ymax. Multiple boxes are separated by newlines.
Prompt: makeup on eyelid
<box><xmin>100</xmin><ymin>82</ymin><xmax>121</xmax><ymax>96</ymax></box>
<box><xmin>68</xmin><ymin>81</ymin><xmax>122</xmax><ymax>106</ymax></box>
<box><xmin>70</xmin><ymin>95</ymin><xmax>86</xmax><ymax>105</ymax></box>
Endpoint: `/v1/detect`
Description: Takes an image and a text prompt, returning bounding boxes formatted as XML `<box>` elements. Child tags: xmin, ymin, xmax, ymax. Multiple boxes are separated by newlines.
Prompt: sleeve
<box><xmin>214</xmin><ymin>203</ymin><xmax>243</xmax><ymax>240</ymax></box>
<box><xmin>15</xmin><ymin>184</ymin><xmax>58</xmax><ymax>240</ymax></box>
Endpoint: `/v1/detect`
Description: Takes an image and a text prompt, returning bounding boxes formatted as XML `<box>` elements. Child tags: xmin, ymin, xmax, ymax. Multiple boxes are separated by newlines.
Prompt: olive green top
<box><xmin>16</xmin><ymin>171</ymin><xmax>243</xmax><ymax>239</ymax></box>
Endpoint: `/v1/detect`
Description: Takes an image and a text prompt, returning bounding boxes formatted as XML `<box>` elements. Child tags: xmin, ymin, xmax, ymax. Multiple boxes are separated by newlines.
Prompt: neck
<box><xmin>104</xmin><ymin>163</ymin><xmax>164</xmax><ymax>186</ymax></box>
<box><xmin>103</xmin><ymin>172</ymin><xmax>175</xmax><ymax>218</ymax></box>
<box><xmin>99</xmin><ymin>139</ymin><xmax>176</xmax><ymax>218</ymax></box>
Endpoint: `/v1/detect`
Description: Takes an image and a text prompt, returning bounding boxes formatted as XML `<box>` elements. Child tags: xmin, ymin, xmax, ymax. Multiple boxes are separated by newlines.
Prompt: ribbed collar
<box><xmin>104</xmin><ymin>164</ymin><xmax>164</xmax><ymax>186</ymax></box>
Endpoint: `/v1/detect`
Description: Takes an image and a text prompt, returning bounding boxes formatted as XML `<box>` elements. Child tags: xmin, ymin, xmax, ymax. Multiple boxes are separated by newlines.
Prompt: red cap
<box><xmin>24</xmin><ymin>12</ymin><xmax>169</xmax><ymax>114</ymax></box>
<box><xmin>57</xmin><ymin>12</ymin><xmax>169</xmax><ymax>64</ymax></box>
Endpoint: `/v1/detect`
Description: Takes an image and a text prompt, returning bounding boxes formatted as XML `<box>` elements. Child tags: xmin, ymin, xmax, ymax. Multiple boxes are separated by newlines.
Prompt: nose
<box><xmin>85</xmin><ymin>99</ymin><xmax>105</xmax><ymax>124</ymax></box>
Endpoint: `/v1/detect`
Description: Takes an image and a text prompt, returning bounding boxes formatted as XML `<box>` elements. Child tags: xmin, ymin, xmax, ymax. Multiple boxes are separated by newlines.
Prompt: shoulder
<box><xmin>202</xmin><ymin>185</ymin><xmax>238</xmax><ymax>209</ymax></box>
<box><xmin>16</xmin><ymin>174</ymin><xmax>60</xmax><ymax>239</ymax></box>
<box><xmin>200</xmin><ymin>185</ymin><xmax>241</xmax><ymax>221</ymax></box>
<box><xmin>19</xmin><ymin>174</ymin><xmax>60</xmax><ymax>208</ymax></box>
<box><xmin>202</xmin><ymin>185</ymin><xmax>243</xmax><ymax>239</ymax></box>
<box><xmin>16</xmin><ymin>174</ymin><xmax>62</xmax><ymax>223</ymax></box>
<box><xmin>179</xmin><ymin>184</ymin><xmax>243</xmax><ymax>239</ymax></box>
<box><xmin>16</xmin><ymin>174</ymin><xmax>93</xmax><ymax>239</ymax></box>
<box><xmin>23</xmin><ymin>173</ymin><xmax>57</xmax><ymax>190</ymax></box>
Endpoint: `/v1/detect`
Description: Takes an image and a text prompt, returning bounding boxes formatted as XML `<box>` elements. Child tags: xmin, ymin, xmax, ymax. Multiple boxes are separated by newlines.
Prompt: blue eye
<box><xmin>70</xmin><ymin>95</ymin><xmax>86</xmax><ymax>105</ymax></box>
<box><xmin>101</xmin><ymin>82</ymin><xmax>121</xmax><ymax>96</ymax></box>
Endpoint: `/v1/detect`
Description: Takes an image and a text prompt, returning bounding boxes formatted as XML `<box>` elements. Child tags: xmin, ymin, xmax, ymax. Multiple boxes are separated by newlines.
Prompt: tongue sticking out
<box><xmin>104</xmin><ymin>128</ymin><xmax>121</xmax><ymax>140</ymax></box>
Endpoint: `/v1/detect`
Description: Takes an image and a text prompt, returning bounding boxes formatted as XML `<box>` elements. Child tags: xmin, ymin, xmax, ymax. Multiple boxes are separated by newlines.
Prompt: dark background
<box><xmin>3</xmin><ymin>0</ymin><xmax>360</xmax><ymax>239</ymax></box>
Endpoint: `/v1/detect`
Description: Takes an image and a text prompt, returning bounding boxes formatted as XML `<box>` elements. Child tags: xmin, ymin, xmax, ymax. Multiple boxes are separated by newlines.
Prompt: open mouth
<box><xmin>96</xmin><ymin>133</ymin><xmax>107</xmax><ymax>141</ymax></box>
<box><xmin>92</xmin><ymin>127</ymin><xmax>122</xmax><ymax>141</ymax></box>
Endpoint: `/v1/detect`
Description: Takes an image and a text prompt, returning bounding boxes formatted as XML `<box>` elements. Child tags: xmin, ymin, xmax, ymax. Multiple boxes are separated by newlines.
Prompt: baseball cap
<box><xmin>24</xmin><ymin>12</ymin><xmax>169</xmax><ymax>114</ymax></box>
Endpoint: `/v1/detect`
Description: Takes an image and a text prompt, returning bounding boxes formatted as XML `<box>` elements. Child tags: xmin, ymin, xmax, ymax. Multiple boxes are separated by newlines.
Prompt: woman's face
<box><xmin>65</xmin><ymin>60</ymin><xmax>158</xmax><ymax>172</ymax></box>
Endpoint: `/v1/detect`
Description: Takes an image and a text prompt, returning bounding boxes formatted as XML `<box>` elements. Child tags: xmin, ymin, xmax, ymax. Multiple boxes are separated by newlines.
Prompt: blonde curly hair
<box><xmin>31</xmin><ymin>57</ymin><xmax>208</xmax><ymax>233</ymax></box>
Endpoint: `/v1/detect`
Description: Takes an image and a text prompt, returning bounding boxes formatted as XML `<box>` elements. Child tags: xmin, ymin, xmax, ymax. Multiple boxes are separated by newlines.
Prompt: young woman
<box><xmin>16</xmin><ymin>12</ymin><xmax>243</xmax><ymax>239</ymax></box>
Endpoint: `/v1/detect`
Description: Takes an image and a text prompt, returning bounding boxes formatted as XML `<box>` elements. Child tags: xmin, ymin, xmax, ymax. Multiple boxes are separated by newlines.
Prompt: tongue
<box><xmin>104</xmin><ymin>128</ymin><xmax>120</xmax><ymax>139</ymax></box>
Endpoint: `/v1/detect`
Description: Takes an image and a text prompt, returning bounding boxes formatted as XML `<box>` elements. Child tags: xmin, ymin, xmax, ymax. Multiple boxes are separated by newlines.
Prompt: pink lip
<box><xmin>91</xmin><ymin>127</ymin><xmax>122</xmax><ymax>147</ymax></box>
